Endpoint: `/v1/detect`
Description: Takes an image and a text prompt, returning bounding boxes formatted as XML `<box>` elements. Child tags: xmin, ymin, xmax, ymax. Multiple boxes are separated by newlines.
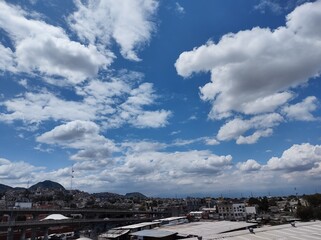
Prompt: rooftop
<box><xmin>99</xmin><ymin>229</ymin><xmax>130</xmax><ymax>239</ymax></box>
<box><xmin>214</xmin><ymin>221</ymin><xmax>321</xmax><ymax>240</ymax></box>
<box><xmin>154</xmin><ymin>217</ymin><xmax>187</xmax><ymax>222</ymax></box>
<box><xmin>130</xmin><ymin>229</ymin><xmax>177</xmax><ymax>238</ymax></box>
<box><xmin>115</xmin><ymin>222</ymin><xmax>159</xmax><ymax>230</ymax></box>
<box><xmin>160</xmin><ymin>221</ymin><xmax>257</xmax><ymax>239</ymax></box>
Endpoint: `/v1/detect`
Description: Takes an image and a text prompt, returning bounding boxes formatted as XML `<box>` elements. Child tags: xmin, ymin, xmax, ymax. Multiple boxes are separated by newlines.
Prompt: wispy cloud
<box><xmin>175</xmin><ymin>2</ymin><xmax>185</xmax><ymax>14</ymax></box>
<box><xmin>254</xmin><ymin>0</ymin><xmax>316</xmax><ymax>14</ymax></box>
<box><xmin>68</xmin><ymin>0</ymin><xmax>158</xmax><ymax>61</ymax></box>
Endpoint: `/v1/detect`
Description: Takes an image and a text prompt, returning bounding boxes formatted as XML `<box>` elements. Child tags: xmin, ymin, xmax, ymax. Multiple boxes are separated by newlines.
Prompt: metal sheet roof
<box><xmin>214</xmin><ymin>221</ymin><xmax>321</xmax><ymax>240</ymax></box>
<box><xmin>161</xmin><ymin>221</ymin><xmax>257</xmax><ymax>239</ymax></box>
<box><xmin>154</xmin><ymin>217</ymin><xmax>187</xmax><ymax>222</ymax></box>
<box><xmin>99</xmin><ymin>229</ymin><xmax>130</xmax><ymax>239</ymax></box>
<box><xmin>130</xmin><ymin>230</ymin><xmax>177</xmax><ymax>238</ymax></box>
<box><xmin>115</xmin><ymin>222</ymin><xmax>159</xmax><ymax>230</ymax></box>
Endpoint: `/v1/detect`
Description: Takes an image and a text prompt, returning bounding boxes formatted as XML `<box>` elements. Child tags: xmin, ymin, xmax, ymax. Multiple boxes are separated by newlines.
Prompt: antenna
<box><xmin>70</xmin><ymin>165</ymin><xmax>74</xmax><ymax>190</ymax></box>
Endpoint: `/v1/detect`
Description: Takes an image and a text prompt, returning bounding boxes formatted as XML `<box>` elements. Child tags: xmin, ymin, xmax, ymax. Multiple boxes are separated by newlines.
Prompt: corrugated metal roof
<box><xmin>99</xmin><ymin>229</ymin><xmax>130</xmax><ymax>239</ymax></box>
<box><xmin>161</xmin><ymin>221</ymin><xmax>257</xmax><ymax>239</ymax></box>
<box><xmin>130</xmin><ymin>230</ymin><xmax>177</xmax><ymax>238</ymax></box>
<box><xmin>115</xmin><ymin>222</ymin><xmax>159</xmax><ymax>230</ymax></box>
<box><xmin>154</xmin><ymin>217</ymin><xmax>187</xmax><ymax>222</ymax></box>
<box><xmin>214</xmin><ymin>221</ymin><xmax>321</xmax><ymax>240</ymax></box>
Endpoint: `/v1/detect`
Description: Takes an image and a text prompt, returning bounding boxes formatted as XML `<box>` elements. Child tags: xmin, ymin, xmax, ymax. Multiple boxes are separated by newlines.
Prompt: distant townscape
<box><xmin>2</xmin><ymin>180</ymin><xmax>321</xmax><ymax>239</ymax></box>
<box><xmin>1</xmin><ymin>180</ymin><xmax>321</xmax><ymax>223</ymax></box>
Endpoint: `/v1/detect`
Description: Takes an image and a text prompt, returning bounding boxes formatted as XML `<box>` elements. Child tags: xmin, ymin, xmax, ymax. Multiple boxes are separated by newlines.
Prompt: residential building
<box><xmin>217</xmin><ymin>203</ymin><xmax>246</xmax><ymax>220</ymax></box>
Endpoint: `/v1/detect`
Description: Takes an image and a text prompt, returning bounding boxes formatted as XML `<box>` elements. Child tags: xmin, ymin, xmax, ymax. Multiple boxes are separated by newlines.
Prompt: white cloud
<box><xmin>0</xmin><ymin>158</ymin><xmax>11</xmax><ymax>165</ymax></box>
<box><xmin>76</xmin><ymin>78</ymin><xmax>131</xmax><ymax>103</ymax></box>
<box><xmin>170</xmin><ymin>130</ymin><xmax>181</xmax><ymax>136</ymax></box>
<box><xmin>0</xmin><ymin>158</ymin><xmax>43</xmax><ymax>182</ymax></box>
<box><xmin>254</xmin><ymin>0</ymin><xmax>283</xmax><ymax>14</ymax></box>
<box><xmin>255</xmin><ymin>0</ymin><xmax>317</xmax><ymax>14</ymax></box>
<box><xmin>3</xmin><ymin>142</ymin><xmax>321</xmax><ymax>194</ymax></box>
<box><xmin>217</xmin><ymin>118</ymin><xmax>250</xmax><ymax>142</ymax></box>
<box><xmin>117</xmin><ymin>150</ymin><xmax>232</xmax><ymax>180</ymax></box>
<box><xmin>18</xmin><ymin>79</ymin><xmax>28</xmax><ymax>88</ymax></box>
<box><xmin>0</xmin><ymin>1</ymin><xmax>110</xmax><ymax>84</ymax></box>
<box><xmin>134</xmin><ymin>110</ymin><xmax>171</xmax><ymax>128</ymax></box>
<box><xmin>0</xmin><ymin>91</ymin><xmax>96</xmax><ymax>124</ymax></box>
<box><xmin>121</xmin><ymin>141</ymin><xmax>167</xmax><ymax>153</ymax></box>
<box><xmin>103</xmin><ymin>82</ymin><xmax>172</xmax><ymax>129</ymax></box>
<box><xmin>1</xmin><ymin>78</ymin><xmax>171</xmax><ymax>129</ymax></box>
<box><xmin>171</xmin><ymin>136</ymin><xmax>219</xmax><ymax>147</ymax></box>
<box><xmin>237</xmin><ymin>159</ymin><xmax>262</xmax><ymax>172</ymax></box>
<box><xmin>0</xmin><ymin>1</ymin><xmax>171</xmax><ymax>173</ymax></box>
<box><xmin>37</xmin><ymin>120</ymin><xmax>118</xmax><ymax>161</ymax></box>
<box><xmin>15</xmin><ymin>36</ymin><xmax>109</xmax><ymax>84</ymax></box>
<box><xmin>204</xmin><ymin>138</ymin><xmax>220</xmax><ymax>146</ymax></box>
<box><xmin>239</xmin><ymin>92</ymin><xmax>293</xmax><ymax>115</ymax></box>
<box><xmin>41</xmin><ymin>148</ymin><xmax>232</xmax><ymax>194</ymax></box>
<box><xmin>287</xmin><ymin>1</ymin><xmax>321</xmax><ymax>39</ymax></box>
<box><xmin>236</xmin><ymin>128</ymin><xmax>273</xmax><ymax>145</ymax></box>
<box><xmin>69</xmin><ymin>0</ymin><xmax>158</xmax><ymax>61</ymax></box>
<box><xmin>217</xmin><ymin>113</ymin><xmax>283</xmax><ymax>144</ymax></box>
<box><xmin>175</xmin><ymin>0</ymin><xmax>321</xmax><ymax>119</ymax></box>
<box><xmin>50</xmin><ymin>145</ymin><xmax>230</xmax><ymax>194</ymax></box>
<box><xmin>0</xmin><ymin>44</ymin><xmax>16</xmax><ymax>72</ymax></box>
<box><xmin>172</xmin><ymin>138</ymin><xmax>199</xmax><ymax>146</ymax></box>
<box><xmin>307</xmin><ymin>163</ymin><xmax>321</xmax><ymax>179</ymax></box>
<box><xmin>267</xmin><ymin>143</ymin><xmax>321</xmax><ymax>171</ymax></box>
<box><xmin>175</xmin><ymin>3</ymin><xmax>185</xmax><ymax>14</ymax></box>
<box><xmin>282</xmin><ymin>96</ymin><xmax>318</xmax><ymax>121</ymax></box>
<box><xmin>37</xmin><ymin>120</ymin><xmax>100</xmax><ymax>144</ymax></box>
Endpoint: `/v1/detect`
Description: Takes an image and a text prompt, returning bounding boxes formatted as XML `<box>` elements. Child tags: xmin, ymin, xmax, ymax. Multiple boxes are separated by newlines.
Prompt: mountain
<box><xmin>93</xmin><ymin>192</ymin><xmax>124</xmax><ymax>199</ymax></box>
<box><xmin>29</xmin><ymin>180</ymin><xmax>65</xmax><ymax>191</ymax></box>
<box><xmin>0</xmin><ymin>183</ymin><xmax>12</xmax><ymax>193</ymax></box>
<box><xmin>125</xmin><ymin>192</ymin><xmax>147</xmax><ymax>199</ymax></box>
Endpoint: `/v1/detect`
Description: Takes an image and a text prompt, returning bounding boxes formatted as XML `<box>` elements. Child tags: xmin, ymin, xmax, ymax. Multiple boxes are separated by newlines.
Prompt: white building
<box><xmin>14</xmin><ymin>202</ymin><xmax>32</xmax><ymax>209</ymax></box>
<box><xmin>245</xmin><ymin>206</ymin><xmax>257</xmax><ymax>217</ymax></box>
<box><xmin>232</xmin><ymin>204</ymin><xmax>246</xmax><ymax>220</ymax></box>
<box><xmin>217</xmin><ymin>203</ymin><xmax>246</xmax><ymax>220</ymax></box>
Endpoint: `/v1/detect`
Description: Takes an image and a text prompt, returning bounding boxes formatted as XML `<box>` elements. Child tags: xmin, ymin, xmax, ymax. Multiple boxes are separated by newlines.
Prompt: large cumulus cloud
<box><xmin>37</xmin><ymin>120</ymin><xmax>118</xmax><ymax>161</ymax></box>
<box><xmin>0</xmin><ymin>1</ymin><xmax>110</xmax><ymax>84</ymax></box>
<box><xmin>175</xmin><ymin>0</ymin><xmax>321</xmax><ymax>120</ymax></box>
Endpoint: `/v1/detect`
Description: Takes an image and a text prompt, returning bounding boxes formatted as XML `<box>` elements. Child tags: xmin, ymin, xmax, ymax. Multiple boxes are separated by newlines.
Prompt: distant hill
<box><xmin>125</xmin><ymin>192</ymin><xmax>147</xmax><ymax>199</ymax></box>
<box><xmin>0</xmin><ymin>183</ymin><xmax>12</xmax><ymax>193</ymax></box>
<box><xmin>13</xmin><ymin>187</ymin><xmax>27</xmax><ymax>191</ymax></box>
<box><xmin>29</xmin><ymin>180</ymin><xmax>65</xmax><ymax>191</ymax></box>
<box><xmin>93</xmin><ymin>192</ymin><xmax>124</xmax><ymax>199</ymax></box>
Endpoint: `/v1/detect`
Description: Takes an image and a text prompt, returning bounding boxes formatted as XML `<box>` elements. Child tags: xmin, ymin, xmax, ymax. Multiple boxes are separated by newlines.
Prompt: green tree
<box><xmin>296</xmin><ymin>206</ymin><xmax>314</xmax><ymax>221</ymax></box>
<box><xmin>305</xmin><ymin>194</ymin><xmax>321</xmax><ymax>207</ymax></box>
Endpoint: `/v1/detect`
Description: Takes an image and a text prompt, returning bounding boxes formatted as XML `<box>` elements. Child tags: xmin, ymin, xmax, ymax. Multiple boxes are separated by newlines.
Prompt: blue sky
<box><xmin>0</xmin><ymin>0</ymin><xmax>321</xmax><ymax>197</ymax></box>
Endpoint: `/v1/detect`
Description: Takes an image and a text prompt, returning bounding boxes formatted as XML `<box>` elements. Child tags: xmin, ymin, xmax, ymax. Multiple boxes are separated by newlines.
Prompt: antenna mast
<box><xmin>70</xmin><ymin>165</ymin><xmax>74</xmax><ymax>190</ymax></box>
